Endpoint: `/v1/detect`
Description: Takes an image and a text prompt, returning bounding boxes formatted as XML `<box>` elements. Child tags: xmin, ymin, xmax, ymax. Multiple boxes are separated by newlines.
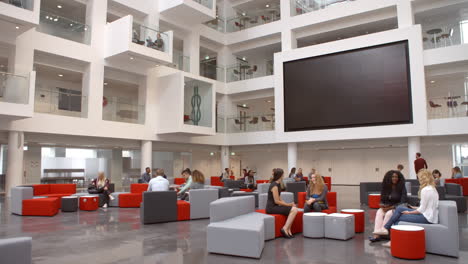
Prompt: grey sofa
<box><xmin>359</xmin><ymin>182</ymin><xmax>381</xmax><ymax>205</ymax></box>
<box><xmin>207</xmin><ymin>196</ymin><xmax>275</xmax><ymax>258</ymax></box>
<box><xmin>10</xmin><ymin>187</ymin><xmax>33</xmax><ymax>215</ymax></box>
<box><xmin>140</xmin><ymin>191</ymin><xmax>178</xmax><ymax>224</ymax></box>
<box><xmin>400</xmin><ymin>201</ymin><xmax>459</xmax><ymax>257</ymax></box>
<box><xmin>444</xmin><ymin>183</ymin><xmax>466</xmax><ymax>212</ymax></box>
<box><xmin>0</xmin><ymin>237</ymin><xmax>32</xmax><ymax>264</ymax></box>
<box><xmin>231</xmin><ymin>191</ymin><xmax>259</xmax><ymax>208</ymax></box>
<box><xmin>206</xmin><ymin>186</ymin><xmax>230</xmax><ymax>198</ymax></box>
<box><xmin>258</xmin><ymin>192</ymin><xmax>294</xmax><ymax>210</ymax></box>
<box><xmin>189</xmin><ymin>189</ymin><xmax>218</xmax><ymax>219</ymax></box>
<box><xmin>286</xmin><ymin>182</ymin><xmax>306</xmax><ymax>203</ymax></box>
<box><xmin>223</xmin><ymin>179</ymin><xmax>244</xmax><ymax>190</ymax></box>
<box><xmin>257</xmin><ymin>183</ymin><xmax>270</xmax><ymax>194</ymax></box>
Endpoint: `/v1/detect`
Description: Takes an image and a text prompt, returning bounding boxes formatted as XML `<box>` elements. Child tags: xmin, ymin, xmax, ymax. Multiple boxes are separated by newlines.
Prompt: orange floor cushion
<box><xmin>177</xmin><ymin>200</ymin><xmax>190</xmax><ymax>221</ymax></box>
<box><xmin>22</xmin><ymin>198</ymin><xmax>59</xmax><ymax>216</ymax></box>
<box><xmin>119</xmin><ymin>193</ymin><xmax>143</xmax><ymax>208</ymax></box>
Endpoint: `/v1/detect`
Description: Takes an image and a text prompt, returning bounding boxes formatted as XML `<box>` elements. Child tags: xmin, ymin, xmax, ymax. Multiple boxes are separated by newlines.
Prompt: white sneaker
<box><xmin>102</xmin><ymin>204</ymin><xmax>108</xmax><ymax>208</ymax></box>
<box><xmin>382</xmin><ymin>241</ymin><xmax>391</xmax><ymax>248</ymax></box>
<box><xmin>373</xmin><ymin>229</ymin><xmax>389</xmax><ymax>236</ymax></box>
<box><xmin>109</xmin><ymin>195</ymin><xmax>115</xmax><ymax>201</ymax></box>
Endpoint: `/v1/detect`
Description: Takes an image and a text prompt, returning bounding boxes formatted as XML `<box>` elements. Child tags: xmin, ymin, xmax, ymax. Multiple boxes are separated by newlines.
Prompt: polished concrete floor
<box><xmin>0</xmin><ymin>186</ymin><xmax>467</xmax><ymax>264</ymax></box>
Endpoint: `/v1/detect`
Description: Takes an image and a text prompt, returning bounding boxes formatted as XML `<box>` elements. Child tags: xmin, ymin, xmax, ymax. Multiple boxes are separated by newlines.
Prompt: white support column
<box><xmin>282</xmin><ymin>29</ymin><xmax>297</xmax><ymax>51</ymax></box>
<box><xmin>183</xmin><ymin>32</ymin><xmax>200</xmax><ymax>75</ymax></box>
<box><xmin>6</xmin><ymin>131</ymin><xmax>24</xmax><ymax>197</ymax></box>
<box><xmin>141</xmin><ymin>140</ymin><xmax>152</xmax><ymax>173</ymax></box>
<box><xmin>397</xmin><ymin>0</ymin><xmax>414</xmax><ymax>28</ymax></box>
<box><xmin>408</xmin><ymin>136</ymin><xmax>421</xmax><ymax>179</ymax></box>
<box><xmin>287</xmin><ymin>143</ymin><xmax>297</xmax><ymax>172</ymax></box>
<box><xmin>221</xmin><ymin>146</ymin><xmax>230</xmax><ymax>171</ymax></box>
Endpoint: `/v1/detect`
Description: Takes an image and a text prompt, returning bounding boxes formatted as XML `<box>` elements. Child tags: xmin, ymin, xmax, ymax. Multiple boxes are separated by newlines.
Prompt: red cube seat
<box><xmin>255</xmin><ymin>209</ymin><xmax>303</xmax><ymax>237</ymax></box>
<box><xmin>79</xmin><ymin>196</ymin><xmax>99</xmax><ymax>211</ymax></box>
<box><xmin>22</xmin><ymin>198</ymin><xmax>59</xmax><ymax>216</ymax></box>
<box><xmin>119</xmin><ymin>193</ymin><xmax>143</xmax><ymax>208</ymax></box>
<box><xmin>174</xmin><ymin>178</ymin><xmax>185</xmax><ymax>185</ymax></box>
<box><xmin>210</xmin><ymin>177</ymin><xmax>223</xmax><ymax>187</ymax></box>
<box><xmin>177</xmin><ymin>200</ymin><xmax>190</xmax><ymax>221</ymax></box>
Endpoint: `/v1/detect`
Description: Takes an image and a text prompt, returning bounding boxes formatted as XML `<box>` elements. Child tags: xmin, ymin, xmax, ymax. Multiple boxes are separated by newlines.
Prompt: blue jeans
<box><xmin>384</xmin><ymin>205</ymin><xmax>430</xmax><ymax>230</ymax></box>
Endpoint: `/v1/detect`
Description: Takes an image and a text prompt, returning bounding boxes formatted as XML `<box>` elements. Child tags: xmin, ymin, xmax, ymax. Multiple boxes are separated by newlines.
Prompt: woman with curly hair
<box><xmin>369</xmin><ymin>170</ymin><xmax>407</xmax><ymax>242</ymax></box>
<box><xmin>375</xmin><ymin>169</ymin><xmax>439</xmax><ymax>247</ymax></box>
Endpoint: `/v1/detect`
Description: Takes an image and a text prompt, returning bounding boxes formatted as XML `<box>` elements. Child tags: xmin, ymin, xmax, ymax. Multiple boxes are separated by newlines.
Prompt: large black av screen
<box><xmin>283</xmin><ymin>41</ymin><xmax>413</xmax><ymax>132</ymax></box>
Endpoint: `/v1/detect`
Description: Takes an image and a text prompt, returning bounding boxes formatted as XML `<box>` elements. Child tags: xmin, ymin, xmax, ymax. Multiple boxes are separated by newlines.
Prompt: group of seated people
<box><xmin>144</xmin><ymin>167</ymin><xmax>205</xmax><ymax>200</ymax></box>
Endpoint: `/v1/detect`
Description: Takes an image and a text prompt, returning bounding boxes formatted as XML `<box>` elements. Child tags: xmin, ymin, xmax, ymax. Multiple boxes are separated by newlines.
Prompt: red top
<box><xmin>414</xmin><ymin>158</ymin><xmax>428</xmax><ymax>174</ymax></box>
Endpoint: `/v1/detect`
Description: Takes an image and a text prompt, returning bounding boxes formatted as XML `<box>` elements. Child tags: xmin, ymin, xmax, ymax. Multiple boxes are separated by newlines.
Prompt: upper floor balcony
<box><xmin>105</xmin><ymin>15</ymin><xmax>173</xmax><ymax>70</ymax></box>
<box><xmin>0</xmin><ymin>0</ymin><xmax>40</xmax><ymax>41</ymax></box>
<box><xmin>102</xmin><ymin>96</ymin><xmax>145</xmax><ymax>124</ymax></box>
<box><xmin>292</xmin><ymin>0</ymin><xmax>360</xmax><ymax>16</ymax></box>
<box><xmin>0</xmin><ymin>70</ymin><xmax>35</xmax><ymax>120</ymax></box>
<box><xmin>416</xmin><ymin>1</ymin><xmax>468</xmax><ymax>51</ymax></box>
<box><xmin>37</xmin><ymin>10</ymin><xmax>91</xmax><ymax>44</ymax></box>
<box><xmin>159</xmin><ymin>0</ymin><xmax>216</xmax><ymax>25</ymax></box>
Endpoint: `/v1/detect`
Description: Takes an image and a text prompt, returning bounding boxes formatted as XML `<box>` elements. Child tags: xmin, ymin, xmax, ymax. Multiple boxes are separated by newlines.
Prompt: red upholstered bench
<box><xmin>23</xmin><ymin>197</ymin><xmax>60</xmax><ymax>216</ymax></box>
<box><xmin>323</xmin><ymin>177</ymin><xmax>332</xmax><ymax>191</ymax></box>
<box><xmin>174</xmin><ymin>178</ymin><xmax>185</xmax><ymax>185</ymax></box>
<box><xmin>211</xmin><ymin>176</ymin><xmax>223</xmax><ymax>187</ymax></box>
<box><xmin>119</xmin><ymin>184</ymin><xmax>148</xmax><ymax>208</ymax></box>
<box><xmin>445</xmin><ymin>178</ymin><xmax>468</xmax><ymax>196</ymax></box>
<box><xmin>298</xmin><ymin>192</ymin><xmax>337</xmax><ymax>214</ymax></box>
<box><xmin>256</xmin><ymin>209</ymin><xmax>303</xmax><ymax>237</ymax></box>
<box><xmin>32</xmin><ymin>184</ymin><xmax>76</xmax><ymax>208</ymax></box>
<box><xmin>256</xmin><ymin>180</ymin><xmax>269</xmax><ymax>184</ymax></box>
<box><xmin>240</xmin><ymin>189</ymin><xmax>254</xmax><ymax>192</ymax></box>
<box><xmin>177</xmin><ymin>200</ymin><xmax>190</xmax><ymax>221</ymax></box>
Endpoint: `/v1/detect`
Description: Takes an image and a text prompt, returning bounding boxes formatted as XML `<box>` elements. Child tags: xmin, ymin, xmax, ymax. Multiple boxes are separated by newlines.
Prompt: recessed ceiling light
<box><xmin>15</xmin><ymin>26</ymin><xmax>19</xmax><ymax>29</ymax></box>
<box><xmin>430</xmin><ymin>80</ymin><xmax>435</xmax><ymax>83</ymax></box>
<box><xmin>130</xmin><ymin>57</ymin><xmax>134</xmax><ymax>60</ymax></box>
<box><xmin>58</xmin><ymin>74</ymin><xmax>63</xmax><ymax>77</ymax></box>
<box><xmin>205</xmin><ymin>55</ymin><xmax>210</xmax><ymax>60</ymax></box>
<box><xmin>241</xmin><ymin>12</ymin><xmax>246</xmax><ymax>16</ymax></box>
<box><xmin>267</xmin><ymin>100</ymin><xmax>272</xmax><ymax>103</ymax></box>
<box><xmin>54</xmin><ymin>18</ymin><xmax>58</xmax><ymax>22</ymax></box>
<box><xmin>266</xmin><ymin>4</ymin><xmax>270</xmax><ymax>8</ymax></box>
<box><xmin>84</xmin><ymin>27</ymin><xmax>88</xmax><ymax>31</ymax></box>
<box><xmin>70</xmin><ymin>23</ymin><xmax>73</xmax><ymax>26</ymax></box>
<box><xmin>210</xmin><ymin>152</ymin><xmax>214</xmax><ymax>156</ymax></box>
<box><xmin>57</xmin><ymin>5</ymin><xmax>62</xmax><ymax>8</ymax></box>
<box><xmin>242</xmin><ymin>104</ymin><xmax>247</xmax><ymax>107</ymax></box>
<box><xmin>242</xmin><ymin>57</ymin><xmax>246</xmax><ymax>61</ymax></box>
<box><xmin>103</xmin><ymin>82</ymin><xmax>108</xmax><ymax>85</ymax></box>
<box><xmin>230</xmin><ymin>152</ymin><xmax>236</xmax><ymax>156</ymax></box>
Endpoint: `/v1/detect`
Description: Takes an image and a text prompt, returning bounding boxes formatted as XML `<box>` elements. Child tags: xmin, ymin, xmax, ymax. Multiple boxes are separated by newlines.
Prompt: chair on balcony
<box><xmin>9</xmin><ymin>0</ymin><xmax>24</xmax><ymax>8</ymax></box>
<box><xmin>249</xmin><ymin>117</ymin><xmax>258</xmax><ymax>124</ymax></box>
<box><xmin>261</xmin><ymin>16</ymin><xmax>270</xmax><ymax>23</ymax></box>
<box><xmin>261</xmin><ymin>116</ymin><xmax>271</xmax><ymax>122</ymax></box>
<box><xmin>235</xmin><ymin>119</ymin><xmax>244</xmax><ymax>125</ymax></box>
<box><xmin>429</xmin><ymin>101</ymin><xmax>441</xmax><ymax>108</ymax></box>
<box><xmin>234</xmin><ymin>22</ymin><xmax>243</xmax><ymax>30</ymax></box>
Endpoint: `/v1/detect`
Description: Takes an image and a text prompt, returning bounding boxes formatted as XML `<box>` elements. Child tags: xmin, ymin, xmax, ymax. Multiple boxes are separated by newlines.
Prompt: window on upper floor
<box><xmin>460</xmin><ymin>19</ymin><xmax>468</xmax><ymax>44</ymax></box>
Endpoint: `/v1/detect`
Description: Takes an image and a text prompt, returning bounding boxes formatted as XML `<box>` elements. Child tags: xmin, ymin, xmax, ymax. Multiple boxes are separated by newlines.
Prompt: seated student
<box><xmin>432</xmin><ymin>169</ymin><xmax>442</xmax><ymax>186</ymax></box>
<box><xmin>178</xmin><ymin>168</ymin><xmax>192</xmax><ymax>199</ymax></box>
<box><xmin>289</xmin><ymin>167</ymin><xmax>296</xmax><ymax>179</ymax></box>
<box><xmin>304</xmin><ymin>173</ymin><xmax>328</xmax><ymax>212</ymax></box>
<box><xmin>245</xmin><ymin>170</ymin><xmax>257</xmax><ymax>189</ymax></box>
<box><xmin>266</xmin><ymin>168</ymin><xmax>298</xmax><ymax>238</ymax></box>
<box><xmin>190</xmin><ymin>170</ymin><xmax>205</xmax><ymax>190</ymax></box>
<box><xmin>295</xmin><ymin>168</ymin><xmax>304</xmax><ymax>182</ymax></box>
<box><xmin>147</xmin><ymin>168</ymin><xmax>169</xmax><ymax>192</ymax></box>
<box><xmin>90</xmin><ymin>172</ymin><xmax>114</xmax><ymax>208</ymax></box>
<box><xmin>375</xmin><ymin>169</ymin><xmax>439</xmax><ymax>247</ymax></box>
<box><xmin>452</xmin><ymin>166</ymin><xmax>463</xmax><ymax>179</ymax></box>
<box><xmin>369</xmin><ymin>170</ymin><xmax>407</xmax><ymax>242</ymax></box>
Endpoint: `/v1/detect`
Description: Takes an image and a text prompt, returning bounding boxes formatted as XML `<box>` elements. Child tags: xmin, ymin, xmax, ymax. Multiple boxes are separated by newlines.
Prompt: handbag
<box><xmin>87</xmin><ymin>184</ymin><xmax>99</xmax><ymax>194</ymax></box>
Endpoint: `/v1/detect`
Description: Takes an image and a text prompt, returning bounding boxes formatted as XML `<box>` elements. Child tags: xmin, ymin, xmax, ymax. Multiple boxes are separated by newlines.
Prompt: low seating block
<box><xmin>324</xmin><ymin>213</ymin><xmax>354</xmax><ymax>240</ymax></box>
<box><xmin>177</xmin><ymin>200</ymin><xmax>191</xmax><ymax>221</ymax></box>
<box><xmin>79</xmin><ymin>196</ymin><xmax>99</xmax><ymax>211</ymax></box>
<box><xmin>23</xmin><ymin>198</ymin><xmax>59</xmax><ymax>216</ymax></box>
<box><xmin>391</xmin><ymin>225</ymin><xmax>425</xmax><ymax>260</ymax></box>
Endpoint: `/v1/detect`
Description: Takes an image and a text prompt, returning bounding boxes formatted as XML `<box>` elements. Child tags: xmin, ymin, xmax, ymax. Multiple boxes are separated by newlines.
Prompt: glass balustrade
<box><xmin>226</xmin><ymin>61</ymin><xmax>273</xmax><ymax>82</ymax></box>
<box><xmin>216</xmin><ymin>116</ymin><xmax>226</xmax><ymax>133</ymax></box>
<box><xmin>0</xmin><ymin>71</ymin><xmax>29</xmax><ymax>104</ymax></box>
<box><xmin>34</xmin><ymin>88</ymin><xmax>86</xmax><ymax>117</ymax></box>
<box><xmin>132</xmin><ymin>23</ymin><xmax>170</xmax><ymax>53</ymax></box>
<box><xmin>200</xmin><ymin>63</ymin><xmax>225</xmax><ymax>82</ymax></box>
<box><xmin>223</xmin><ymin>114</ymin><xmax>275</xmax><ymax>133</ymax></box>
<box><xmin>428</xmin><ymin>95</ymin><xmax>468</xmax><ymax>119</ymax></box>
<box><xmin>421</xmin><ymin>19</ymin><xmax>467</xmax><ymax>50</ymax></box>
<box><xmin>292</xmin><ymin>0</ymin><xmax>357</xmax><ymax>16</ymax></box>
<box><xmin>192</xmin><ymin>0</ymin><xmax>213</xmax><ymax>9</ymax></box>
<box><xmin>203</xmin><ymin>17</ymin><xmax>226</xmax><ymax>33</ymax></box>
<box><xmin>38</xmin><ymin>11</ymin><xmax>91</xmax><ymax>44</ymax></box>
<box><xmin>226</xmin><ymin>7</ymin><xmax>281</xmax><ymax>32</ymax></box>
<box><xmin>171</xmin><ymin>51</ymin><xmax>190</xmax><ymax>72</ymax></box>
<box><xmin>184</xmin><ymin>77</ymin><xmax>213</xmax><ymax>128</ymax></box>
<box><xmin>102</xmin><ymin>97</ymin><xmax>145</xmax><ymax>124</ymax></box>
<box><xmin>1</xmin><ymin>0</ymin><xmax>34</xmax><ymax>11</ymax></box>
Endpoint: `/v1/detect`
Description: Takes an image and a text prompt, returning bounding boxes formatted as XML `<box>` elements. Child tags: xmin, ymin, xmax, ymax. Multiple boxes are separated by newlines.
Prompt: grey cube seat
<box><xmin>206</xmin><ymin>186</ymin><xmax>230</xmax><ymax>198</ymax></box>
<box><xmin>325</xmin><ymin>213</ymin><xmax>355</xmax><ymax>240</ymax></box>
<box><xmin>140</xmin><ymin>191</ymin><xmax>178</xmax><ymax>224</ymax></box>
<box><xmin>281</xmin><ymin>192</ymin><xmax>294</xmax><ymax>204</ymax></box>
<box><xmin>10</xmin><ymin>187</ymin><xmax>33</xmax><ymax>215</ymax></box>
<box><xmin>0</xmin><ymin>237</ymin><xmax>32</xmax><ymax>264</ymax></box>
<box><xmin>189</xmin><ymin>189</ymin><xmax>218</xmax><ymax>219</ymax></box>
<box><xmin>444</xmin><ymin>183</ymin><xmax>466</xmax><ymax>212</ymax></box>
<box><xmin>399</xmin><ymin>201</ymin><xmax>459</xmax><ymax>257</ymax></box>
<box><xmin>61</xmin><ymin>196</ymin><xmax>78</xmax><ymax>212</ymax></box>
<box><xmin>303</xmin><ymin>212</ymin><xmax>327</xmax><ymax>238</ymax></box>
<box><xmin>108</xmin><ymin>192</ymin><xmax>126</xmax><ymax>207</ymax></box>
<box><xmin>207</xmin><ymin>196</ymin><xmax>275</xmax><ymax>258</ymax></box>
<box><xmin>231</xmin><ymin>191</ymin><xmax>259</xmax><ymax>208</ymax></box>
<box><xmin>257</xmin><ymin>183</ymin><xmax>270</xmax><ymax>194</ymax></box>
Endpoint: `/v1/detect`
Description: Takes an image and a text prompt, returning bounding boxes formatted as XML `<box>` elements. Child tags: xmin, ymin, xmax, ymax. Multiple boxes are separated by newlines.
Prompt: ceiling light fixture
<box><xmin>57</xmin><ymin>5</ymin><xmax>62</xmax><ymax>9</ymax></box>
<box><xmin>266</xmin><ymin>4</ymin><xmax>270</xmax><ymax>8</ymax></box>
<box><xmin>54</xmin><ymin>18</ymin><xmax>58</xmax><ymax>22</ymax></box>
<box><xmin>241</xmin><ymin>12</ymin><xmax>246</xmax><ymax>16</ymax></box>
<box><xmin>430</xmin><ymin>80</ymin><xmax>435</xmax><ymax>83</ymax></box>
<box><xmin>58</xmin><ymin>74</ymin><xmax>63</xmax><ymax>77</ymax></box>
<box><xmin>210</xmin><ymin>152</ymin><xmax>214</xmax><ymax>156</ymax></box>
<box><xmin>205</xmin><ymin>55</ymin><xmax>210</xmax><ymax>60</ymax></box>
<box><xmin>267</xmin><ymin>100</ymin><xmax>272</xmax><ymax>103</ymax></box>
<box><xmin>242</xmin><ymin>104</ymin><xmax>247</xmax><ymax>107</ymax></box>
<box><xmin>231</xmin><ymin>152</ymin><xmax>236</xmax><ymax>156</ymax></box>
<box><xmin>130</xmin><ymin>57</ymin><xmax>134</xmax><ymax>60</ymax></box>
<box><xmin>70</xmin><ymin>23</ymin><xmax>73</xmax><ymax>26</ymax></box>
<box><xmin>242</xmin><ymin>57</ymin><xmax>246</xmax><ymax>61</ymax></box>
<box><xmin>104</xmin><ymin>82</ymin><xmax>108</xmax><ymax>85</ymax></box>
<box><xmin>15</xmin><ymin>26</ymin><xmax>20</xmax><ymax>29</ymax></box>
